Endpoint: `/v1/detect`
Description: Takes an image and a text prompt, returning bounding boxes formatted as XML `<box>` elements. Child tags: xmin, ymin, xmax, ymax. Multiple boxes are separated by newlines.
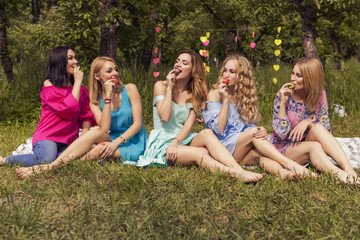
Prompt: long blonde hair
<box><xmin>176</xmin><ymin>50</ymin><xmax>208</xmax><ymax>115</ymax></box>
<box><xmin>294</xmin><ymin>57</ymin><xmax>324</xmax><ymax>111</ymax></box>
<box><xmin>212</xmin><ymin>55</ymin><xmax>260</xmax><ymax>123</ymax></box>
<box><xmin>88</xmin><ymin>56</ymin><xmax>123</xmax><ymax>105</ymax></box>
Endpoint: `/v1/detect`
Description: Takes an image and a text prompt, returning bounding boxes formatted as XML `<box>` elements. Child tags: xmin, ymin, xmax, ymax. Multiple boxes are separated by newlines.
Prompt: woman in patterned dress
<box><xmin>270</xmin><ymin>57</ymin><xmax>358</xmax><ymax>184</ymax></box>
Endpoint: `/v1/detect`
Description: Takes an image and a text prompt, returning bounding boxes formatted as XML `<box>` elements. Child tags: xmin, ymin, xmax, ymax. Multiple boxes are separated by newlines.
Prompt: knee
<box><xmin>196</xmin><ymin>147</ymin><xmax>209</xmax><ymax>162</ymax></box>
<box><xmin>89</xmin><ymin>126</ymin><xmax>106</xmax><ymax>136</ymax></box>
<box><xmin>199</xmin><ymin>129</ymin><xmax>215</xmax><ymax>137</ymax></box>
<box><xmin>309</xmin><ymin>141</ymin><xmax>322</xmax><ymax>152</ymax></box>
<box><xmin>309</xmin><ymin>123</ymin><xmax>328</xmax><ymax>133</ymax></box>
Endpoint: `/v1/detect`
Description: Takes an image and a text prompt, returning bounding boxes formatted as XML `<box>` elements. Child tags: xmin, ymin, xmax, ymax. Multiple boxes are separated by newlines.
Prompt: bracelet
<box><xmin>175</xmin><ymin>138</ymin><xmax>181</xmax><ymax>145</ymax></box>
<box><xmin>104</xmin><ymin>98</ymin><xmax>111</xmax><ymax>104</ymax></box>
<box><xmin>119</xmin><ymin>136</ymin><xmax>126</xmax><ymax>144</ymax></box>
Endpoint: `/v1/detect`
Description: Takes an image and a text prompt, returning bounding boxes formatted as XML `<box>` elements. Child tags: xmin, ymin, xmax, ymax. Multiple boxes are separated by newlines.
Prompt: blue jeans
<box><xmin>5</xmin><ymin>140</ymin><xmax>68</xmax><ymax>167</ymax></box>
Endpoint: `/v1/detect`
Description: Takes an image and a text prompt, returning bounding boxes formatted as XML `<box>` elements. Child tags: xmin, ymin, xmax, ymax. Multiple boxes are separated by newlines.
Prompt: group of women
<box><xmin>0</xmin><ymin>46</ymin><xmax>358</xmax><ymax>184</ymax></box>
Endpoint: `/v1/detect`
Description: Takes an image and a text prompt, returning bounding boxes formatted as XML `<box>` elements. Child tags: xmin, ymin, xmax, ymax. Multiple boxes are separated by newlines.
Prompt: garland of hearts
<box><xmin>199</xmin><ymin>32</ymin><xmax>210</xmax><ymax>73</ymax></box>
<box><xmin>152</xmin><ymin>26</ymin><xmax>161</xmax><ymax>81</ymax></box>
<box><xmin>250</xmin><ymin>32</ymin><xmax>256</xmax><ymax>61</ymax></box>
<box><xmin>273</xmin><ymin>27</ymin><xmax>282</xmax><ymax>84</ymax></box>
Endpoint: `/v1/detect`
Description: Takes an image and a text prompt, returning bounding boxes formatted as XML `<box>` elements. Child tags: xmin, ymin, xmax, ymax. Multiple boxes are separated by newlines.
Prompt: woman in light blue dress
<box><xmin>17</xmin><ymin>56</ymin><xmax>147</xmax><ymax>178</ymax></box>
<box><xmin>137</xmin><ymin>50</ymin><xmax>264</xmax><ymax>182</ymax></box>
<box><xmin>203</xmin><ymin>55</ymin><xmax>317</xmax><ymax>179</ymax></box>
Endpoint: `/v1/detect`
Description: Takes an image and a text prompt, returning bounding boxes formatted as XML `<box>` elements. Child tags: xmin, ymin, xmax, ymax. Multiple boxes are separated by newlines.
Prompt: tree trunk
<box><xmin>329</xmin><ymin>30</ymin><xmax>343</xmax><ymax>71</ymax></box>
<box><xmin>0</xmin><ymin>10</ymin><xmax>15</xmax><ymax>85</ymax></box>
<box><xmin>99</xmin><ymin>0</ymin><xmax>122</xmax><ymax>61</ymax></box>
<box><xmin>295</xmin><ymin>0</ymin><xmax>318</xmax><ymax>58</ymax></box>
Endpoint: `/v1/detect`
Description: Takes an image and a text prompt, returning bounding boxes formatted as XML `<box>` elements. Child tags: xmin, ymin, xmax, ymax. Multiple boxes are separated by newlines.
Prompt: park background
<box><xmin>1</xmin><ymin>0</ymin><xmax>360</xmax><ymax>239</ymax></box>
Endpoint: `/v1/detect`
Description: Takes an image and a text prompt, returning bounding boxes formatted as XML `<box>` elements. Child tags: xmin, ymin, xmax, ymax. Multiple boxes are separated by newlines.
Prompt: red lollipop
<box><xmin>222</xmin><ymin>78</ymin><xmax>229</xmax><ymax>84</ymax></box>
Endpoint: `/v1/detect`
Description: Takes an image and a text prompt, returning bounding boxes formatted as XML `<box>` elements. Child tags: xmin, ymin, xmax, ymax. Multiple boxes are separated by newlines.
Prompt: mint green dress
<box><xmin>137</xmin><ymin>95</ymin><xmax>197</xmax><ymax>167</ymax></box>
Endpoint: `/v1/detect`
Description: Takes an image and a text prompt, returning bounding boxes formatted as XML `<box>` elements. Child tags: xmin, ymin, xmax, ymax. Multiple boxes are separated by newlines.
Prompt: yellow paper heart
<box><xmin>274</xmin><ymin>39</ymin><xmax>282</xmax><ymax>46</ymax></box>
<box><xmin>206</xmin><ymin>32</ymin><xmax>210</xmax><ymax>38</ymax></box>
<box><xmin>273</xmin><ymin>78</ymin><xmax>278</xmax><ymax>84</ymax></box>
<box><xmin>274</xmin><ymin>50</ymin><xmax>280</xmax><ymax>56</ymax></box>
<box><xmin>277</xmin><ymin>27</ymin><xmax>281</xmax><ymax>33</ymax></box>
<box><xmin>199</xmin><ymin>50</ymin><xmax>204</xmax><ymax>55</ymax></box>
<box><xmin>273</xmin><ymin>65</ymin><xmax>280</xmax><ymax>71</ymax></box>
<box><xmin>203</xmin><ymin>62</ymin><xmax>206</xmax><ymax>66</ymax></box>
<box><xmin>200</xmin><ymin>36</ymin><xmax>207</xmax><ymax>43</ymax></box>
<box><xmin>206</xmin><ymin>66</ymin><xmax>210</xmax><ymax>72</ymax></box>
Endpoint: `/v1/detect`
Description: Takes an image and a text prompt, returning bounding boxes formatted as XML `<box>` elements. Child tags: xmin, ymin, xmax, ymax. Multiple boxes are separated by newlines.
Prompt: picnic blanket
<box><xmin>11</xmin><ymin>137</ymin><xmax>360</xmax><ymax>168</ymax></box>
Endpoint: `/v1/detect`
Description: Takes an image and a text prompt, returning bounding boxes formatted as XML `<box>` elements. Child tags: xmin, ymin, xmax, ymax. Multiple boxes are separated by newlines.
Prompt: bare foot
<box><xmin>0</xmin><ymin>156</ymin><xmax>5</xmax><ymax>166</ymax></box>
<box><xmin>335</xmin><ymin>171</ymin><xmax>360</xmax><ymax>185</ymax></box>
<box><xmin>287</xmin><ymin>163</ymin><xmax>318</xmax><ymax>178</ymax></box>
<box><xmin>16</xmin><ymin>164</ymin><xmax>52</xmax><ymax>179</ymax></box>
<box><xmin>344</xmin><ymin>168</ymin><xmax>358</xmax><ymax>182</ymax></box>
<box><xmin>234</xmin><ymin>169</ymin><xmax>265</xmax><ymax>183</ymax></box>
<box><xmin>278</xmin><ymin>168</ymin><xmax>298</xmax><ymax>180</ymax></box>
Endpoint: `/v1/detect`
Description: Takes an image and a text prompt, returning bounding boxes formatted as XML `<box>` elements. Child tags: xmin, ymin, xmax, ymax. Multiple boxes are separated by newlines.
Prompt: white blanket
<box><xmin>11</xmin><ymin>137</ymin><xmax>360</xmax><ymax>168</ymax></box>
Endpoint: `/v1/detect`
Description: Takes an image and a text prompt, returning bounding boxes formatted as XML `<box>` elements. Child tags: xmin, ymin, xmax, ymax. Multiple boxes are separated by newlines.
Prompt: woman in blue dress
<box><xmin>17</xmin><ymin>56</ymin><xmax>147</xmax><ymax>178</ymax></box>
<box><xmin>202</xmin><ymin>55</ymin><xmax>317</xmax><ymax>179</ymax></box>
<box><xmin>137</xmin><ymin>50</ymin><xmax>264</xmax><ymax>182</ymax></box>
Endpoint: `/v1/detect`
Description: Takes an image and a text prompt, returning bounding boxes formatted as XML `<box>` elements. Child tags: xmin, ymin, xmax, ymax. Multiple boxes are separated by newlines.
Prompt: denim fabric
<box><xmin>5</xmin><ymin>140</ymin><xmax>68</xmax><ymax>167</ymax></box>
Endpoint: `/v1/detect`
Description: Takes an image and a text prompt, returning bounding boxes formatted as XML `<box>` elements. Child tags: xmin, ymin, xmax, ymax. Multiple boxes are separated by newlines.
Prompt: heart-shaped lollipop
<box><xmin>222</xmin><ymin>78</ymin><xmax>229</xmax><ymax>84</ymax></box>
<box><xmin>288</xmin><ymin>83</ymin><xmax>294</xmax><ymax>89</ymax></box>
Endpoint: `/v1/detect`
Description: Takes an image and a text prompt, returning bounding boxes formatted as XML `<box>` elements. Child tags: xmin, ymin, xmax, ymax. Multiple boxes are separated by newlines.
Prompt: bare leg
<box><xmin>176</xmin><ymin>145</ymin><xmax>263</xmax><ymax>182</ymax></box>
<box><xmin>242</xmin><ymin>149</ymin><xmax>296</xmax><ymax>180</ymax></box>
<box><xmin>16</xmin><ymin>127</ymin><xmax>110</xmax><ymax>178</ymax></box>
<box><xmin>306</xmin><ymin>124</ymin><xmax>357</xmax><ymax>179</ymax></box>
<box><xmin>0</xmin><ymin>156</ymin><xmax>5</xmax><ymax>166</ymax></box>
<box><xmin>233</xmin><ymin>128</ymin><xmax>316</xmax><ymax>177</ymax></box>
<box><xmin>285</xmin><ymin>141</ymin><xmax>358</xmax><ymax>184</ymax></box>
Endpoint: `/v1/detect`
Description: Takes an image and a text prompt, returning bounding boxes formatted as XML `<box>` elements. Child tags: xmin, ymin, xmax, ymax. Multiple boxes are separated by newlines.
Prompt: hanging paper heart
<box><xmin>274</xmin><ymin>39</ymin><xmax>282</xmax><ymax>46</ymax></box>
<box><xmin>153</xmin><ymin>58</ymin><xmax>160</xmax><ymax>64</ymax></box>
<box><xmin>250</xmin><ymin>42</ymin><xmax>256</xmax><ymax>49</ymax></box>
<box><xmin>274</xmin><ymin>50</ymin><xmax>280</xmax><ymax>56</ymax></box>
<box><xmin>203</xmin><ymin>62</ymin><xmax>206</xmax><ymax>66</ymax></box>
<box><xmin>273</xmin><ymin>65</ymin><xmax>280</xmax><ymax>71</ymax></box>
<box><xmin>155</xmin><ymin>27</ymin><xmax>161</xmax><ymax>33</ymax></box>
<box><xmin>206</xmin><ymin>32</ymin><xmax>210</xmax><ymax>38</ymax></box>
<box><xmin>277</xmin><ymin>27</ymin><xmax>281</xmax><ymax>33</ymax></box>
<box><xmin>199</xmin><ymin>50</ymin><xmax>204</xmax><ymax>55</ymax></box>
<box><xmin>252</xmin><ymin>32</ymin><xmax>255</xmax><ymax>38</ymax></box>
<box><xmin>154</xmin><ymin>47</ymin><xmax>158</xmax><ymax>54</ymax></box>
<box><xmin>202</xmin><ymin>51</ymin><xmax>207</xmax><ymax>57</ymax></box>
<box><xmin>273</xmin><ymin>77</ymin><xmax>278</xmax><ymax>84</ymax></box>
<box><xmin>206</xmin><ymin>66</ymin><xmax>210</xmax><ymax>72</ymax></box>
<box><xmin>203</xmin><ymin>40</ymin><xmax>209</xmax><ymax>46</ymax></box>
<box><xmin>200</xmin><ymin>36</ymin><xmax>207</xmax><ymax>43</ymax></box>
<box><xmin>235</xmin><ymin>36</ymin><xmax>238</xmax><ymax>42</ymax></box>
<box><xmin>153</xmin><ymin>72</ymin><xmax>160</xmax><ymax>78</ymax></box>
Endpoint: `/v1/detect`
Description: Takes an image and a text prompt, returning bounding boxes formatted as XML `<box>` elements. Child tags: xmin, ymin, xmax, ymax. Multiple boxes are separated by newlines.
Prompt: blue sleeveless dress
<box><xmin>100</xmin><ymin>85</ymin><xmax>147</xmax><ymax>164</ymax></box>
<box><xmin>136</xmin><ymin>95</ymin><xmax>197</xmax><ymax>167</ymax></box>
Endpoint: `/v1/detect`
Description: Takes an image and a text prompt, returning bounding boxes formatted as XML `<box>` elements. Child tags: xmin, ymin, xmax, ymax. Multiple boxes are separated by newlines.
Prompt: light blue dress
<box><xmin>136</xmin><ymin>95</ymin><xmax>197</xmax><ymax>167</ymax></box>
<box><xmin>100</xmin><ymin>85</ymin><xmax>147</xmax><ymax>163</ymax></box>
<box><xmin>202</xmin><ymin>101</ymin><xmax>256</xmax><ymax>154</ymax></box>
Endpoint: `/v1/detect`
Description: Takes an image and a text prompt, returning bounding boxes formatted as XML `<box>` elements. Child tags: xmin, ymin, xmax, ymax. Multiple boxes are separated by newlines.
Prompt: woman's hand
<box><xmin>73</xmin><ymin>65</ymin><xmax>84</xmax><ymax>85</ymax></box>
<box><xmin>165</xmin><ymin>142</ymin><xmax>178</xmax><ymax>162</ymax></box>
<box><xmin>218</xmin><ymin>80</ymin><xmax>229</xmax><ymax>100</ymax></box>
<box><xmin>278</xmin><ymin>83</ymin><xmax>293</xmax><ymax>103</ymax></box>
<box><xmin>166</xmin><ymin>70</ymin><xmax>177</xmax><ymax>90</ymax></box>
<box><xmin>253</xmin><ymin>127</ymin><xmax>268</xmax><ymax>140</ymax></box>
<box><xmin>289</xmin><ymin>120</ymin><xmax>311</xmax><ymax>142</ymax></box>
<box><xmin>104</xmin><ymin>79</ymin><xmax>114</xmax><ymax>98</ymax></box>
<box><xmin>98</xmin><ymin>141</ymin><xmax>118</xmax><ymax>159</ymax></box>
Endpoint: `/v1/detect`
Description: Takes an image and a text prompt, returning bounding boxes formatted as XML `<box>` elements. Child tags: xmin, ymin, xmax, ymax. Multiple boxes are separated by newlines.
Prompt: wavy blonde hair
<box><xmin>212</xmin><ymin>55</ymin><xmax>260</xmax><ymax>123</ymax></box>
<box><xmin>294</xmin><ymin>57</ymin><xmax>324</xmax><ymax>111</ymax></box>
<box><xmin>175</xmin><ymin>50</ymin><xmax>208</xmax><ymax>115</ymax></box>
<box><xmin>88</xmin><ymin>56</ymin><xmax>123</xmax><ymax>105</ymax></box>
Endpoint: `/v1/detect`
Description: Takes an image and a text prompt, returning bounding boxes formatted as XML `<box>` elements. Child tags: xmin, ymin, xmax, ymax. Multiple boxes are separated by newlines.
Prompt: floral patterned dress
<box><xmin>269</xmin><ymin>90</ymin><xmax>330</xmax><ymax>154</ymax></box>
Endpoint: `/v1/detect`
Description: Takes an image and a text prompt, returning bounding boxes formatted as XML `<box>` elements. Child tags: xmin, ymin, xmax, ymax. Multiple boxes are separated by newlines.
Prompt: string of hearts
<box><xmin>273</xmin><ymin>27</ymin><xmax>282</xmax><ymax>84</ymax></box>
<box><xmin>199</xmin><ymin>32</ymin><xmax>210</xmax><ymax>73</ymax></box>
<box><xmin>250</xmin><ymin>32</ymin><xmax>256</xmax><ymax>60</ymax></box>
<box><xmin>153</xmin><ymin>26</ymin><xmax>161</xmax><ymax>80</ymax></box>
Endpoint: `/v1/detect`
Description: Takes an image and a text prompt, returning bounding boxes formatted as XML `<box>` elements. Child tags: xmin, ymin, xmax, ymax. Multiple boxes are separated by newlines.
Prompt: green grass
<box><xmin>1</xmin><ymin>59</ymin><xmax>360</xmax><ymax>238</ymax></box>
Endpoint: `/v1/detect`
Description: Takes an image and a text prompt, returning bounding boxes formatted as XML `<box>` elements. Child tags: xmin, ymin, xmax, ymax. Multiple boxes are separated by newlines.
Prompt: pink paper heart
<box><xmin>153</xmin><ymin>58</ymin><xmax>159</xmax><ymax>64</ymax></box>
<box><xmin>250</xmin><ymin>42</ymin><xmax>256</xmax><ymax>49</ymax></box>
<box><xmin>203</xmin><ymin>40</ymin><xmax>209</xmax><ymax>46</ymax></box>
<box><xmin>154</xmin><ymin>47</ymin><xmax>158</xmax><ymax>54</ymax></box>
<box><xmin>202</xmin><ymin>51</ymin><xmax>207</xmax><ymax>57</ymax></box>
<box><xmin>235</xmin><ymin>36</ymin><xmax>238</xmax><ymax>42</ymax></box>
<box><xmin>155</xmin><ymin>27</ymin><xmax>161</xmax><ymax>33</ymax></box>
<box><xmin>153</xmin><ymin>72</ymin><xmax>160</xmax><ymax>78</ymax></box>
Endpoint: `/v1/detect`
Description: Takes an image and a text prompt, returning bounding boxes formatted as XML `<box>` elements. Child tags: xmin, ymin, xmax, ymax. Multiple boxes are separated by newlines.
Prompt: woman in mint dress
<box><xmin>137</xmin><ymin>50</ymin><xmax>264</xmax><ymax>183</ymax></box>
<box><xmin>17</xmin><ymin>56</ymin><xmax>147</xmax><ymax>178</ymax></box>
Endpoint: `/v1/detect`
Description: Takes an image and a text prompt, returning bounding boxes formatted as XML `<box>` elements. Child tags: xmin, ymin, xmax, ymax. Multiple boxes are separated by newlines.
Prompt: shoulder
<box><xmin>154</xmin><ymin>80</ymin><xmax>167</xmax><ymax>95</ymax></box>
<box><xmin>43</xmin><ymin>79</ymin><xmax>53</xmax><ymax>87</ymax></box>
<box><xmin>125</xmin><ymin>83</ymin><xmax>139</xmax><ymax>93</ymax></box>
<box><xmin>207</xmin><ymin>89</ymin><xmax>220</xmax><ymax>101</ymax></box>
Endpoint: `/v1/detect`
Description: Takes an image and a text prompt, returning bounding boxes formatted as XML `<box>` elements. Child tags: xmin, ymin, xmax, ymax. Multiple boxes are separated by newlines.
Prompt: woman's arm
<box><xmin>272</xmin><ymin>93</ymin><xmax>291</xmax><ymax>140</ymax></box>
<box><xmin>71</xmin><ymin>66</ymin><xmax>83</xmax><ymax>101</ymax></box>
<box><xmin>165</xmin><ymin>109</ymin><xmax>196</xmax><ymax>161</ymax></box>
<box><xmin>207</xmin><ymin>89</ymin><xmax>229</xmax><ymax>134</ymax></box>
<box><xmin>155</xmin><ymin>71</ymin><xmax>176</xmax><ymax>122</ymax></box>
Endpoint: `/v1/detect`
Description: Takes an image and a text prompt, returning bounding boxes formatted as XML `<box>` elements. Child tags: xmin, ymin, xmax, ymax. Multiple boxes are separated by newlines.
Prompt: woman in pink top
<box><xmin>270</xmin><ymin>57</ymin><xmax>358</xmax><ymax>184</ymax></box>
<box><xmin>0</xmin><ymin>46</ymin><xmax>95</xmax><ymax>167</ymax></box>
